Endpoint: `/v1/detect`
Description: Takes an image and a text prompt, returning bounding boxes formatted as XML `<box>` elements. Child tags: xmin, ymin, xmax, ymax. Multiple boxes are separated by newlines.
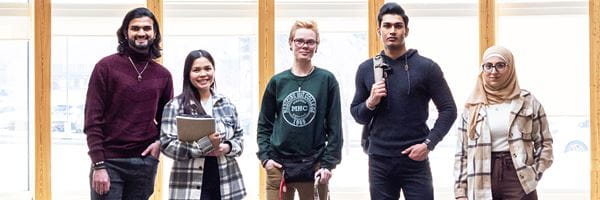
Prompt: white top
<box><xmin>486</xmin><ymin>102</ymin><xmax>511</xmax><ymax>152</ymax></box>
<box><xmin>201</xmin><ymin>94</ymin><xmax>214</xmax><ymax>116</ymax></box>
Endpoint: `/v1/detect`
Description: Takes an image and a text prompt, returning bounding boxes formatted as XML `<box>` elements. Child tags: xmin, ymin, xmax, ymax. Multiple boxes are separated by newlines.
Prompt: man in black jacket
<box><xmin>350</xmin><ymin>2</ymin><xmax>457</xmax><ymax>200</ymax></box>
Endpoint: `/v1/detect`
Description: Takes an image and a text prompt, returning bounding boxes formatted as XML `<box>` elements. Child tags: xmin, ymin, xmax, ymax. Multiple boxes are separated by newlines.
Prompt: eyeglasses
<box><xmin>292</xmin><ymin>39</ymin><xmax>317</xmax><ymax>47</ymax></box>
<box><xmin>482</xmin><ymin>62</ymin><xmax>508</xmax><ymax>73</ymax></box>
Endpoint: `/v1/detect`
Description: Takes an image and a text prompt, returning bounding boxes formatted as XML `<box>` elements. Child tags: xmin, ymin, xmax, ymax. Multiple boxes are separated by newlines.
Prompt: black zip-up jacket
<box><xmin>350</xmin><ymin>49</ymin><xmax>457</xmax><ymax>157</ymax></box>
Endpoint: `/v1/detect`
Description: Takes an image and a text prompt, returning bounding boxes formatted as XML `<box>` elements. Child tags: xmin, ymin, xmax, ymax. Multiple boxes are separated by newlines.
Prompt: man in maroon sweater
<box><xmin>84</xmin><ymin>7</ymin><xmax>173</xmax><ymax>199</ymax></box>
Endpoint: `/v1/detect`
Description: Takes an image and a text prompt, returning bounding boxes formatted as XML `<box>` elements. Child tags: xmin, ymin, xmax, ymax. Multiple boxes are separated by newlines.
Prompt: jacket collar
<box><xmin>189</xmin><ymin>90</ymin><xmax>225</xmax><ymax>108</ymax></box>
<box><xmin>475</xmin><ymin>89</ymin><xmax>529</xmax><ymax>123</ymax></box>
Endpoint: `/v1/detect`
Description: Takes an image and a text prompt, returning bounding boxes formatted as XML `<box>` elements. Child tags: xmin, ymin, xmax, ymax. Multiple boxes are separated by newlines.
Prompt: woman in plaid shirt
<box><xmin>454</xmin><ymin>46</ymin><xmax>553</xmax><ymax>200</ymax></box>
<box><xmin>160</xmin><ymin>49</ymin><xmax>246</xmax><ymax>200</ymax></box>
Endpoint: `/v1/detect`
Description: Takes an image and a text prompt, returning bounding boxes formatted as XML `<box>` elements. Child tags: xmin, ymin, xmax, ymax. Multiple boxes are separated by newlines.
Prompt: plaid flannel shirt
<box><xmin>454</xmin><ymin>90</ymin><xmax>553</xmax><ymax>200</ymax></box>
<box><xmin>160</xmin><ymin>94</ymin><xmax>246</xmax><ymax>200</ymax></box>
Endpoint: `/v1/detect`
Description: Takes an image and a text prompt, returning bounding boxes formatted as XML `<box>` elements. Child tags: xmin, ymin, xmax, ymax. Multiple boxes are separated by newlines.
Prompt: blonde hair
<box><xmin>288</xmin><ymin>20</ymin><xmax>320</xmax><ymax>45</ymax></box>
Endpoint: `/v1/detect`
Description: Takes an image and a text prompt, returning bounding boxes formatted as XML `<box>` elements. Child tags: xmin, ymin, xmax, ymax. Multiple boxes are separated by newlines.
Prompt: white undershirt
<box><xmin>200</xmin><ymin>94</ymin><xmax>213</xmax><ymax>116</ymax></box>
<box><xmin>486</xmin><ymin>102</ymin><xmax>511</xmax><ymax>152</ymax></box>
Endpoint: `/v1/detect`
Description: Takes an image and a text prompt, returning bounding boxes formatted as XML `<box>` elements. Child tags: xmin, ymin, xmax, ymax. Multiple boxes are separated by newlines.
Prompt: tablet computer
<box><xmin>176</xmin><ymin>116</ymin><xmax>215</xmax><ymax>142</ymax></box>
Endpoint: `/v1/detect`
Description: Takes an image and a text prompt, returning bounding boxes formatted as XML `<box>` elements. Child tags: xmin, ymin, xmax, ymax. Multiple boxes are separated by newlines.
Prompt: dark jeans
<box><xmin>200</xmin><ymin>156</ymin><xmax>221</xmax><ymax>200</ymax></box>
<box><xmin>491</xmin><ymin>152</ymin><xmax>538</xmax><ymax>200</ymax></box>
<box><xmin>90</xmin><ymin>156</ymin><xmax>159</xmax><ymax>200</ymax></box>
<box><xmin>369</xmin><ymin>154</ymin><xmax>433</xmax><ymax>200</ymax></box>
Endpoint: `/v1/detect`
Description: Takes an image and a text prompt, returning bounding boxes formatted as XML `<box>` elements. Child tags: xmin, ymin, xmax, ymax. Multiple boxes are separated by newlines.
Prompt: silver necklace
<box><xmin>127</xmin><ymin>56</ymin><xmax>149</xmax><ymax>82</ymax></box>
<box><xmin>294</xmin><ymin>66</ymin><xmax>315</xmax><ymax>91</ymax></box>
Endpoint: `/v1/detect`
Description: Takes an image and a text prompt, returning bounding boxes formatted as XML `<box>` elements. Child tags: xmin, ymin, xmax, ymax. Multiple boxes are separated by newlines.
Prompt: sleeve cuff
<box><xmin>89</xmin><ymin>151</ymin><xmax>105</xmax><ymax>164</ymax></box>
<box><xmin>320</xmin><ymin>162</ymin><xmax>336</xmax><ymax>170</ymax></box>
<box><xmin>223</xmin><ymin>141</ymin><xmax>234</xmax><ymax>156</ymax></box>
<box><xmin>454</xmin><ymin>189</ymin><xmax>467</xmax><ymax>199</ymax></box>
<box><xmin>196</xmin><ymin>137</ymin><xmax>215</xmax><ymax>153</ymax></box>
<box><xmin>365</xmin><ymin>102</ymin><xmax>376</xmax><ymax>110</ymax></box>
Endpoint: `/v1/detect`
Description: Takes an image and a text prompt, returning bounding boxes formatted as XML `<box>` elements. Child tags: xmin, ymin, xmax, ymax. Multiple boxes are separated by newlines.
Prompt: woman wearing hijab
<box><xmin>454</xmin><ymin>46</ymin><xmax>553</xmax><ymax>200</ymax></box>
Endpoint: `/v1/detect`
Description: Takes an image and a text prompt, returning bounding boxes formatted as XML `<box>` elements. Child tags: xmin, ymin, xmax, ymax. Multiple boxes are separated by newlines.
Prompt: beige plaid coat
<box><xmin>454</xmin><ymin>90</ymin><xmax>553</xmax><ymax>199</ymax></box>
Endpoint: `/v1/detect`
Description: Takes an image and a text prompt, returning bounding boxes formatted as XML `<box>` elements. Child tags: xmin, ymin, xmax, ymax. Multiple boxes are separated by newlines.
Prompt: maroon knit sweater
<box><xmin>84</xmin><ymin>49</ymin><xmax>173</xmax><ymax>164</ymax></box>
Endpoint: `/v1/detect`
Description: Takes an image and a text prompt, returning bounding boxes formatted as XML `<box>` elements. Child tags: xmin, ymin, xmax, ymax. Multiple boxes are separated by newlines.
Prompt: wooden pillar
<box><xmin>258</xmin><ymin>0</ymin><xmax>274</xmax><ymax>199</ymax></box>
<box><xmin>147</xmin><ymin>0</ymin><xmax>163</xmax><ymax>63</ymax></box>
<box><xmin>146</xmin><ymin>0</ymin><xmax>163</xmax><ymax>199</ymax></box>
<box><xmin>590</xmin><ymin>0</ymin><xmax>600</xmax><ymax>199</ymax></box>
<box><xmin>479</xmin><ymin>0</ymin><xmax>495</xmax><ymax>60</ymax></box>
<box><xmin>368</xmin><ymin>0</ymin><xmax>384</xmax><ymax>57</ymax></box>
<box><xmin>33</xmin><ymin>0</ymin><xmax>52</xmax><ymax>199</ymax></box>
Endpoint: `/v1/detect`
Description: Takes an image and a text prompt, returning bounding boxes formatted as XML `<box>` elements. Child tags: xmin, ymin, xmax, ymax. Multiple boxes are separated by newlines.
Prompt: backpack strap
<box><xmin>362</xmin><ymin>55</ymin><xmax>386</xmax><ymax>154</ymax></box>
<box><xmin>373</xmin><ymin>55</ymin><xmax>384</xmax><ymax>69</ymax></box>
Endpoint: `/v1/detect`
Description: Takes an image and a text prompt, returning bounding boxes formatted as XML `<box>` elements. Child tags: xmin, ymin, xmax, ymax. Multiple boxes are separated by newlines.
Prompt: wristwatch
<box><xmin>422</xmin><ymin>139</ymin><xmax>431</xmax><ymax>145</ymax></box>
<box><xmin>422</xmin><ymin>139</ymin><xmax>432</xmax><ymax>150</ymax></box>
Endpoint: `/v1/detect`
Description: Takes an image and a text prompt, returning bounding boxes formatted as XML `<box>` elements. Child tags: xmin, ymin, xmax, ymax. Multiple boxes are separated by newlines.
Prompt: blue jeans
<box><xmin>90</xmin><ymin>156</ymin><xmax>159</xmax><ymax>200</ymax></box>
<box><xmin>369</xmin><ymin>154</ymin><xmax>433</xmax><ymax>200</ymax></box>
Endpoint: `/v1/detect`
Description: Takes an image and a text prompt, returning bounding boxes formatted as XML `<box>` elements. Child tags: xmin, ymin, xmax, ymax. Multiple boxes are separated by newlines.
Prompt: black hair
<box><xmin>377</xmin><ymin>2</ymin><xmax>409</xmax><ymax>28</ymax></box>
<box><xmin>116</xmin><ymin>7</ymin><xmax>162</xmax><ymax>58</ymax></box>
<box><xmin>178</xmin><ymin>49</ymin><xmax>216</xmax><ymax>116</ymax></box>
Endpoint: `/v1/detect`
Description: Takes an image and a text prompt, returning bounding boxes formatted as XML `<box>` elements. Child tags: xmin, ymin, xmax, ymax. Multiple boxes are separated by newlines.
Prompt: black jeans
<box><xmin>90</xmin><ymin>156</ymin><xmax>159</xmax><ymax>200</ymax></box>
<box><xmin>369</xmin><ymin>154</ymin><xmax>433</xmax><ymax>200</ymax></box>
<box><xmin>200</xmin><ymin>156</ymin><xmax>221</xmax><ymax>200</ymax></box>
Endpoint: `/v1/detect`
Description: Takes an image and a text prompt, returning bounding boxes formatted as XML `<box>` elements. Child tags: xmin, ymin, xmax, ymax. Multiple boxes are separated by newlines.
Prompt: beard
<box><xmin>127</xmin><ymin>37</ymin><xmax>154</xmax><ymax>52</ymax></box>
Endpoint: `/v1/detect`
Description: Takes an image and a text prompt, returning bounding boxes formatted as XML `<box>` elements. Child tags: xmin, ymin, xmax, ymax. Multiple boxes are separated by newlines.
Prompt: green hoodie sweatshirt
<box><xmin>257</xmin><ymin>67</ymin><xmax>343</xmax><ymax>170</ymax></box>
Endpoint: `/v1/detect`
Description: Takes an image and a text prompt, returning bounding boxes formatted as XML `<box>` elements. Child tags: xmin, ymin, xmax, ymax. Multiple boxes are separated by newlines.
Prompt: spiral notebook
<box><xmin>176</xmin><ymin>116</ymin><xmax>215</xmax><ymax>142</ymax></box>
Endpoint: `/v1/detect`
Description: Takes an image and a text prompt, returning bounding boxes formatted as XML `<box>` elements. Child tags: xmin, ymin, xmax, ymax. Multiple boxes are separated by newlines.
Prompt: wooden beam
<box><xmin>368</xmin><ymin>0</ymin><xmax>384</xmax><ymax>57</ymax></box>
<box><xmin>590</xmin><ymin>0</ymin><xmax>600</xmax><ymax>199</ymax></box>
<box><xmin>258</xmin><ymin>0</ymin><xmax>274</xmax><ymax>199</ymax></box>
<box><xmin>479</xmin><ymin>0</ymin><xmax>495</xmax><ymax>60</ymax></box>
<box><xmin>146</xmin><ymin>1</ymin><xmax>163</xmax><ymax>199</ymax></box>
<box><xmin>147</xmin><ymin>0</ymin><xmax>163</xmax><ymax>64</ymax></box>
<box><xmin>33</xmin><ymin>0</ymin><xmax>52</xmax><ymax>199</ymax></box>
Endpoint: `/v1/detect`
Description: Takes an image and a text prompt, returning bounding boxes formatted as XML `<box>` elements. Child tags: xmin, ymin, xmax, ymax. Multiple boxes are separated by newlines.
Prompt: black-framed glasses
<box><xmin>482</xmin><ymin>62</ymin><xmax>508</xmax><ymax>73</ymax></box>
<box><xmin>292</xmin><ymin>39</ymin><xmax>317</xmax><ymax>47</ymax></box>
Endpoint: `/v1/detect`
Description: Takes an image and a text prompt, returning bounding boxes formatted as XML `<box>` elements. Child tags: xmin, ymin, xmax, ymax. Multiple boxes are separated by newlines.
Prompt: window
<box><xmin>498</xmin><ymin>1</ymin><xmax>589</xmax><ymax>198</ymax></box>
<box><xmin>0</xmin><ymin>0</ymin><xmax>30</xmax><ymax>197</ymax></box>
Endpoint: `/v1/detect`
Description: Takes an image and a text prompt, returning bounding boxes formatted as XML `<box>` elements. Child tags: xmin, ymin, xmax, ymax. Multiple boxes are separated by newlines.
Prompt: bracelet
<box><xmin>261</xmin><ymin>160</ymin><xmax>269</xmax><ymax>168</ymax></box>
<box><xmin>92</xmin><ymin>161</ymin><xmax>106</xmax><ymax>170</ymax></box>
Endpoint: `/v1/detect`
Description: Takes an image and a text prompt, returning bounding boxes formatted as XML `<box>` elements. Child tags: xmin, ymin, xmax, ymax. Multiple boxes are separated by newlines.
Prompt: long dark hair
<box><xmin>178</xmin><ymin>49</ymin><xmax>216</xmax><ymax>116</ymax></box>
<box><xmin>116</xmin><ymin>7</ymin><xmax>162</xmax><ymax>58</ymax></box>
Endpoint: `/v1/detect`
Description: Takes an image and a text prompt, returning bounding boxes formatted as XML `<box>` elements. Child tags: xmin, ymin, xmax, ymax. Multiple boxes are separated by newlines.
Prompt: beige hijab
<box><xmin>465</xmin><ymin>45</ymin><xmax>521</xmax><ymax>139</ymax></box>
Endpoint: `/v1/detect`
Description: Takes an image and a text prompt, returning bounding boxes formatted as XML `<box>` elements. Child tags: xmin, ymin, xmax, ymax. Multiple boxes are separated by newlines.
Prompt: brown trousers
<box><xmin>265</xmin><ymin>167</ymin><xmax>328</xmax><ymax>200</ymax></box>
<box><xmin>491</xmin><ymin>152</ymin><xmax>538</xmax><ymax>200</ymax></box>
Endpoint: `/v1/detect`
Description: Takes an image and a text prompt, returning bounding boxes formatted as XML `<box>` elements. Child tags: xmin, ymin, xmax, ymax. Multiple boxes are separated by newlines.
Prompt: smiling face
<box><xmin>378</xmin><ymin>14</ymin><xmax>408</xmax><ymax>50</ymax></box>
<box><xmin>189</xmin><ymin>57</ymin><xmax>214</xmax><ymax>93</ymax></box>
<box><xmin>290</xmin><ymin>28</ymin><xmax>318</xmax><ymax>62</ymax></box>
<box><xmin>482</xmin><ymin>56</ymin><xmax>510</xmax><ymax>88</ymax></box>
<box><xmin>126</xmin><ymin>16</ymin><xmax>156</xmax><ymax>53</ymax></box>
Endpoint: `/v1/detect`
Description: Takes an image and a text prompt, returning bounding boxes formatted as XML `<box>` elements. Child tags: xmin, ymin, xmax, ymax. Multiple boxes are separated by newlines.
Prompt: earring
<box><xmin>290</xmin><ymin>47</ymin><xmax>293</xmax><ymax>51</ymax></box>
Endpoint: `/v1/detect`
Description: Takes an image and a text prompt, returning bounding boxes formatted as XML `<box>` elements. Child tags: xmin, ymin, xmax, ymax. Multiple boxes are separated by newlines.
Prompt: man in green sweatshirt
<box><xmin>257</xmin><ymin>20</ymin><xmax>343</xmax><ymax>200</ymax></box>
